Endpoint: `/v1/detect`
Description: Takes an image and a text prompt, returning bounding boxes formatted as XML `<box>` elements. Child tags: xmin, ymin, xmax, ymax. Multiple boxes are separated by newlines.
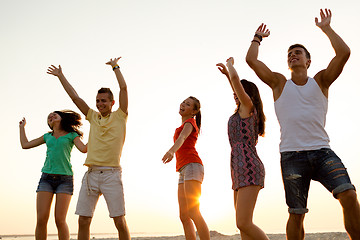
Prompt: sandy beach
<box><xmin>0</xmin><ymin>231</ymin><xmax>350</xmax><ymax>240</ymax></box>
<box><xmin>92</xmin><ymin>231</ymin><xmax>350</xmax><ymax>240</ymax></box>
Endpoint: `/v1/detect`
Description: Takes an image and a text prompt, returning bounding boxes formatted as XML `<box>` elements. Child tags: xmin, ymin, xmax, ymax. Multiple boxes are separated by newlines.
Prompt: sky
<box><xmin>1</xmin><ymin>0</ymin><xmax>360</xmax><ymax>236</ymax></box>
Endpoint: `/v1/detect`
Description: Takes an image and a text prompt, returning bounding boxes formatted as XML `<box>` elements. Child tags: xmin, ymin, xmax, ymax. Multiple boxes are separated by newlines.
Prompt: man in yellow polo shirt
<box><xmin>47</xmin><ymin>57</ymin><xmax>130</xmax><ymax>240</ymax></box>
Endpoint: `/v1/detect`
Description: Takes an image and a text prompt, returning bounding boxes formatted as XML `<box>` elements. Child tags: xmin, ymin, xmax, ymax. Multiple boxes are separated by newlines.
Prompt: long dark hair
<box><xmin>53</xmin><ymin>110</ymin><xmax>83</xmax><ymax>137</ymax></box>
<box><xmin>189</xmin><ymin>96</ymin><xmax>201</xmax><ymax>132</ymax></box>
<box><xmin>235</xmin><ymin>80</ymin><xmax>265</xmax><ymax>137</ymax></box>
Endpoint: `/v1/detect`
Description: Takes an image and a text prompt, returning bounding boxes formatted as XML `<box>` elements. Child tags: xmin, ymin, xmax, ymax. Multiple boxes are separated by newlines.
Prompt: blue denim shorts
<box><xmin>178</xmin><ymin>162</ymin><xmax>204</xmax><ymax>184</ymax></box>
<box><xmin>36</xmin><ymin>173</ymin><xmax>74</xmax><ymax>195</ymax></box>
<box><xmin>281</xmin><ymin>148</ymin><xmax>355</xmax><ymax>214</ymax></box>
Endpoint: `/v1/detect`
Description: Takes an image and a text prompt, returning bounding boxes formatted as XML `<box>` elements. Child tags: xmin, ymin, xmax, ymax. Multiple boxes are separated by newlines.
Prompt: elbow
<box><xmin>82</xmin><ymin>145</ymin><xmax>88</xmax><ymax>153</ymax></box>
<box><xmin>246</xmin><ymin>56</ymin><xmax>255</xmax><ymax>67</ymax></box>
<box><xmin>71</xmin><ymin>96</ymin><xmax>81</xmax><ymax>103</ymax></box>
<box><xmin>345</xmin><ymin>47</ymin><xmax>351</xmax><ymax>60</ymax></box>
<box><xmin>120</xmin><ymin>85</ymin><xmax>127</xmax><ymax>91</ymax></box>
<box><xmin>21</xmin><ymin>144</ymin><xmax>29</xmax><ymax>149</ymax></box>
<box><xmin>338</xmin><ymin>46</ymin><xmax>351</xmax><ymax>61</ymax></box>
<box><xmin>340</xmin><ymin>50</ymin><xmax>350</xmax><ymax>63</ymax></box>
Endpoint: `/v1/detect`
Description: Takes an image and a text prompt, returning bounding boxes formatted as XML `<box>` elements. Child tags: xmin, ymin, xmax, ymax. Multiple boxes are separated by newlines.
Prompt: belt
<box><xmin>85</xmin><ymin>166</ymin><xmax>121</xmax><ymax>195</ymax></box>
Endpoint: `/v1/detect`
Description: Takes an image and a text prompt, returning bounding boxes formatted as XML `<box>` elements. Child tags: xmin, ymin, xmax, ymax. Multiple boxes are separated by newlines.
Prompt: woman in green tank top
<box><xmin>19</xmin><ymin>110</ymin><xmax>87</xmax><ymax>240</ymax></box>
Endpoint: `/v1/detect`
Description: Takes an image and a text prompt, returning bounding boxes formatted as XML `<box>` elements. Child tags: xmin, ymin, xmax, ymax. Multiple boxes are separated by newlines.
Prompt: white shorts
<box><xmin>75</xmin><ymin>166</ymin><xmax>125</xmax><ymax>218</ymax></box>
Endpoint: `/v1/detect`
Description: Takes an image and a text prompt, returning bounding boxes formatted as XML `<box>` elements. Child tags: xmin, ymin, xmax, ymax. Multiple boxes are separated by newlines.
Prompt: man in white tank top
<box><xmin>246</xmin><ymin>9</ymin><xmax>360</xmax><ymax>240</ymax></box>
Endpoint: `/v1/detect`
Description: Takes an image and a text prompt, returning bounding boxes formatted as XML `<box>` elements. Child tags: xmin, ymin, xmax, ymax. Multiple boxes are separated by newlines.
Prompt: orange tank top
<box><xmin>174</xmin><ymin>118</ymin><xmax>203</xmax><ymax>171</ymax></box>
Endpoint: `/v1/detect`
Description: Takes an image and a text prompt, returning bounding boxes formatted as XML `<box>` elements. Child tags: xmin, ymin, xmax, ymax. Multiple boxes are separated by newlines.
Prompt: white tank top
<box><xmin>274</xmin><ymin>77</ymin><xmax>330</xmax><ymax>152</ymax></box>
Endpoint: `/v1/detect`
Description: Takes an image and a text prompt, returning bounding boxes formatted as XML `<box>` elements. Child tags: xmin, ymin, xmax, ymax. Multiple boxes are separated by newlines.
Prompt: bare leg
<box><xmin>183</xmin><ymin>180</ymin><xmax>210</xmax><ymax>240</ymax></box>
<box><xmin>286</xmin><ymin>213</ymin><xmax>305</xmax><ymax>240</ymax></box>
<box><xmin>338</xmin><ymin>190</ymin><xmax>360</xmax><ymax>240</ymax></box>
<box><xmin>178</xmin><ymin>183</ymin><xmax>196</xmax><ymax>240</ymax></box>
<box><xmin>113</xmin><ymin>215</ymin><xmax>131</xmax><ymax>240</ymax></box>
<box><xmin>234</xmin><ymin>186</ymin><xmax>269</xmax><ymax>240</ymax></box>
<box><xmin>78</xmin><ymin>216</ymin><xmax>92</xmax><ymax>240</ymax></box>
<box><xmin>35</xmin><ymin>192</ymin><xmax>54</xmax><ymax>240</ymax></box>
<box><xmin>54</xmin><ymin>193</ymin><xmax>72</xmax><ymax>240</ymax></box>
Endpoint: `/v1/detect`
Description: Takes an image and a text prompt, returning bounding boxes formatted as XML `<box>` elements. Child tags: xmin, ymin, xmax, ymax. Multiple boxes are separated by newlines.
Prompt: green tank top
<box><xmin>41</xmin><ymin>132</ymin><xmax>78</xmax><ymax>175</ymax></box>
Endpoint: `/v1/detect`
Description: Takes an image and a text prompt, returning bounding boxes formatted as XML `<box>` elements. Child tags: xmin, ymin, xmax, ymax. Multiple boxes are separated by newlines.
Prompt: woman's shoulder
<box><xmin>184</xmin><ymin>117</ymin><xmax>196</xmax><ymax>124</ymax></box>
<box><xmin>183</xmin><ymin>118</ymin><xmax>198</xmax><ymax>133</ymax></box>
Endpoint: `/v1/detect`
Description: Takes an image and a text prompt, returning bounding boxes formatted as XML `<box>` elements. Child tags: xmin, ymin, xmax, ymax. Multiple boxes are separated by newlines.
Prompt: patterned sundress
<box><xmin>228</xmin><ymin>110</ymin><xmax>265</xmax><ymax>190</ymax></box>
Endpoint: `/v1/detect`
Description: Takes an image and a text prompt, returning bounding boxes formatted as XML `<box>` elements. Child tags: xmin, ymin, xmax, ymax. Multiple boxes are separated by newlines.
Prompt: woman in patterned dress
<box><xmin>217</xmin><ymin>57</ymin><xmax>268</xmax><ymax>240</ymax></box>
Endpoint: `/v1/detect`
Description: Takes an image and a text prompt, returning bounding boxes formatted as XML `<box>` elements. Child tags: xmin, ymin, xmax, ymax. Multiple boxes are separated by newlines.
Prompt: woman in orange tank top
<box><xmin>162</xmin><ymin>96</ymin><xmax>210</xmax><ymax>240</ymax></box>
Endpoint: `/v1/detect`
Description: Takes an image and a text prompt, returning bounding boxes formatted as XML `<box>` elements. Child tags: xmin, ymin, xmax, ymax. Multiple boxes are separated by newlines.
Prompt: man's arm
<box><xmin>106</xmin><ymin>57</ymin><xmax>128</xmax><ymax>114</ymax></box>
<box><xmin>246</xmin><ymin>24</ymin><xmax>286</xmax><ymax>100</ymax></box>
<box><xmin>314</xmin><ymin>9</ymin><xmax>350</xmax><ymax>91</ymax></box>
<box><xmin>47</xmin><ymin>65</ymin><xmax>90</xmax><ymax>116</ymax></box>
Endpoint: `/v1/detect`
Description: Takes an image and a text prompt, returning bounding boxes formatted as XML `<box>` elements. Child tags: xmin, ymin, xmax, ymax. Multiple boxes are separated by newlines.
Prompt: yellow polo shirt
<box><xmin>85</xmin><ymin>108</ymin><xmax>127</xmax><ymax>167</ymax></box>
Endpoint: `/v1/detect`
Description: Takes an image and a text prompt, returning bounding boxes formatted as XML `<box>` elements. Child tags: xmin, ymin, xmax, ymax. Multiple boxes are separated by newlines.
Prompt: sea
<box><xmin>0</xmin><ymin>232</ymin><xmax>181</xmax><ymax>240</ymax></box>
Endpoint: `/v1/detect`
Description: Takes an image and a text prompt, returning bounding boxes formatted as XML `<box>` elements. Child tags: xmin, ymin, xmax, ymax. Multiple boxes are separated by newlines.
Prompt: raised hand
<box><xmin>226</xmin><ymin>57</ymin><xmax>235</xmax><ymax>67</ymax></box>
<box><xmin>315</xmin><ymin>8</ymin><xmax>331</xmax><ymax>29</ymax></box>
<box><xmin>216</xmin><ymin>63</ymin><xmax>229</xmax><ymax>77</ymax></box>
<box><xmin>47</xmin><ymin>65</ymin><xmax>62</xmax><ymax>76</ymax></box>
<box><xmin>19</xmin><ymin>117</ymin><xmax>26</xmax><ymax>128</ymax></box>
<box><xmin>255</xmin><ymin>23</ymin><xmax>270</xmax><ymax>39</ymax></box>
<box><xmin>106</xmin><ymin>57</ymin><xmax>121</xmax><ymax>67</ymax></box>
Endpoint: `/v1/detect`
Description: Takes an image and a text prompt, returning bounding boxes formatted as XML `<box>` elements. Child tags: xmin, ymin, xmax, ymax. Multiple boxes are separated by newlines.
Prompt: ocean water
<box><xmin>0</xmin><ymin>232</ymin><xmax>181</xmax><ymax>240</ymax></box>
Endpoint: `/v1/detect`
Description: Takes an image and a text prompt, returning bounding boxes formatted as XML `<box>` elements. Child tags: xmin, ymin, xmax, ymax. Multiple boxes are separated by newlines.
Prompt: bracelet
<box><xmin>112</xmin><ymin>65</ymin><xmax>120</xmax><ymax>71</ymax></box>
<box><xmin>251</xmin><ymin>40</ymin><xmax>261</xmax><ymax>45</ymax></box>
<box><xmin>254</xmin><ymin>34</ymin><xmax>263</xmax><ymax>42</ymax></box>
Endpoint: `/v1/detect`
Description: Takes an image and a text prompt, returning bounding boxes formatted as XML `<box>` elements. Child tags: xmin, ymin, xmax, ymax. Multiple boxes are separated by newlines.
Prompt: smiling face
<box><xmin>287</xmin><ymin>46</ymin><xmax>311</xmax><ymax>70</ymax></box>
<box><xmin>179</xmin><ymin>97</ymin><xmax>197</xmax><ymax>117</ymax></box>
<box><xmin>233</xmin><ymin>92</ymin><xmax>240</xmax><ymax>106</ymax></box>
<box><xmin>96</xmin><ymin>93</ymin><xmax>115</xmax><ymax>116</ymax></box>
<box><xmin>47</xmin><ymin>112</ymin><xmax>62</xmax><ymax>129</ymax></box>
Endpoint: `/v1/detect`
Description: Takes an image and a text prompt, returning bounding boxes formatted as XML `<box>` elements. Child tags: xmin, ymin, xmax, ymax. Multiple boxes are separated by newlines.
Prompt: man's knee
<box><xmin>338</xmin><ymin>190</ymin><xmax>359</xmax><ymax>208</ymax></box>
<box><xmin>289</xmin><ymin>213</ymin><xmax>305</xmax><ymax>225</ymax></box>
<box><xmin>78</xmin><ymin>216</ymin><xmax>92</xmax><ymax>229</ymax></box>
<box><xmin>114</xmin><ymin>215</ymin><xmax>128</xmax><ymax>231</ymax></box>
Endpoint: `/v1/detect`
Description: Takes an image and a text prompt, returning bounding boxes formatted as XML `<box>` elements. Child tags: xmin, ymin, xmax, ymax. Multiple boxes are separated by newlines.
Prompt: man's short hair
<box><xmin>288</xmin><ymin>44</ymin><xmax>311</xmax><ymax>60</ymax></box>
<box><xmin>98</xmin><ymin>87</ymin><xmax>114</xmax><ymax>101</ymax></box>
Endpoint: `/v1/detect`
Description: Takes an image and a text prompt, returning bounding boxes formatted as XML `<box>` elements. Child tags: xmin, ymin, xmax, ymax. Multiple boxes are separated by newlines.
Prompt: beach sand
<box><xmin>93</xmin><ymin>231</ymin><xmax>350</xmax><ymax>240</ymax></box>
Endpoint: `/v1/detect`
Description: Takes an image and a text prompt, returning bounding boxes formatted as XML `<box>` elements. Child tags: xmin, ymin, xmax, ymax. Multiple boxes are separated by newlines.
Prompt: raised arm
<box><xmin>226</xmin><ymin>57</ymin><xmax>253</xmax><ymax>114</ymax></box>
<box><xmin>162</xmin><ymin>123</ymin><xmax>193</xmax><ymax>164</ymax></box>
<box><xmin>106</xmin><ymin>57</ymin><xmax>128</xmax><ymax>114</ymax></box>
<box><xmin>19</xmin><ymin>118</ymin><xmax>45</xmax><ymax>149</ymax></box>
<box><xmin>47</xmin><ymin>65</ymin><xmax>90</xmax><ymax>116</ymax></box>
<box><xmin>216</xmin><ymin>62</ymin><xmax>235</xmax><ymax>92</ymax></box>
<box><xmin>246</xmin><ymin>24</ymin><xmax>286</xmax><ymax>100</ymax></box>
<box><xmin>314</xmin><ymin>9</ymin><xmax>350</xmax><ymax>90</ymax></box>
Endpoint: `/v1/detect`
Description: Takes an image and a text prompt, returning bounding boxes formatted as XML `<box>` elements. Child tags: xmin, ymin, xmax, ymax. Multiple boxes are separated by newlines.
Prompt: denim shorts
<box><xmin>178</xmin><ymin>162</ymin><xmax>204</xmax><ymax>184</ymax></box>
<box><xmin>36</xmin><ymin>173</ymin><xmax>74</xmax><ymax>195</ymax></box>
<box><xmin>281</xmin><ymin>148</ymin><xmax>355</xmax><ymax>214</ymax></box>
